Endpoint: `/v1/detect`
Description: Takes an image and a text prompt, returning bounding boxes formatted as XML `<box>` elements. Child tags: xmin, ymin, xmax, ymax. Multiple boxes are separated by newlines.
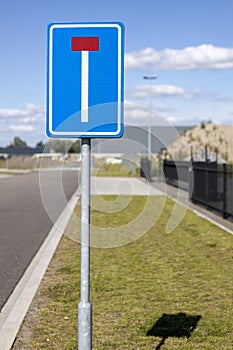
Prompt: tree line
<box><xmin>7</xmin><ymin>137</ymin><xmax>81</xmax><ymax>153</ymax></box>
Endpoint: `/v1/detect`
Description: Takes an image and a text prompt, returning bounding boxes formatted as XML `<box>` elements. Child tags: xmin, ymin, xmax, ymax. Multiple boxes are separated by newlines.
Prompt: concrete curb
<box><xmin>191</xmin><ymin>207</ymin><xmax>233</xmax><ymax>236</ymax></box>
<box><xmin>0</xmin><ymin>188</ymin><xmax>80</xmax><ymax>350</ymax></box>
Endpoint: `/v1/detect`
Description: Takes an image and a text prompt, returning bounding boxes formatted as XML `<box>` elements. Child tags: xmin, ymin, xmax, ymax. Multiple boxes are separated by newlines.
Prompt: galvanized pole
<box><xmin>143</xmin><ymin>75</ymin><xmax>157</xmax><ymax>162</ymax></box>
<box><xmin>78</xmin><ymin>138</ymin><xmax>92</xmax><ymax>350</ymax></box>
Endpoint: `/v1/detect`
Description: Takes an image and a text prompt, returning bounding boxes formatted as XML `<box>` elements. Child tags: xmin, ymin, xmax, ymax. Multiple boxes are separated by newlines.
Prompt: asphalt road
<box><xmin>0</xmin><ymin>168</ymin><xmax>79</xmax><ymax>311</ymax></box>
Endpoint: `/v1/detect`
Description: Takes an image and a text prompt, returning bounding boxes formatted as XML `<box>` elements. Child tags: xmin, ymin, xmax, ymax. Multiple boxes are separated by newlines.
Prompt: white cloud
<box><xmin>20</xmin><ymin>117</ymin><xmax>38</xmax><ymax>123</ymax></box>
<box><xmin>0</xmin><ymin>108</ymin><xmax>28</xmax><ymax>118</ymax></box>
<box><xmin>131</xmin><ymin>84</ymin><xmax>188</xmax><ymax>99</ymax></box>
<box><xmin>124</xmin><ymin>102</ymin><xmax>171</xmax><ymax>126</ymax></box>
<box><xmin>9</xmin><ymin>125</ymin><xmax>35</xmax><ymax>132</ymax></box>
<box><xmin>166</xmin><ymin>116</ymin><xmax>177</xmax><ymax>123</ymax></box>
<box><xmin>0</xmin><ymin>104</ymin><xmax>45</xmax><ymax>121</ymax></box>
<box><xmin>125</xmin><ymin>47</ymin><xmax>161</xmax><ymax>70</ymax></box>
<box><xmin>0</xmin><ymin>104</ymin><xmax>45</xmax><ymax>146</ymax></box>
<box><xmin>125</xmin><ymin>44</ymin><xmax>233</xmax><ymax>71</ymax></box>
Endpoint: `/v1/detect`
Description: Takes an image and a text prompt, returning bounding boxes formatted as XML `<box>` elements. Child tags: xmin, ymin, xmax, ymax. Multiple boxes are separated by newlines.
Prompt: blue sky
<box><xmin>0</xmin><ymin>0</ymin><xmax>233</xmax><ymax>145</ymax></box>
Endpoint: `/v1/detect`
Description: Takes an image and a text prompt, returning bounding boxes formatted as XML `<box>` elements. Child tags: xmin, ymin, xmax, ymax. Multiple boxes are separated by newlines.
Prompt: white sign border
<box><xmin>48</xmin><ymin>23</ymin><xmax>123</xmax><ymax>137</ymax></box>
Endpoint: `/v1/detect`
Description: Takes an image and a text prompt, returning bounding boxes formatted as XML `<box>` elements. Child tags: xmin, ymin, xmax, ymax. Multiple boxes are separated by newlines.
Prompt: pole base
<box><xmin>78</xmin><ymin>302</ymin><xmax>92</xmax><ymax>350</ymax></box>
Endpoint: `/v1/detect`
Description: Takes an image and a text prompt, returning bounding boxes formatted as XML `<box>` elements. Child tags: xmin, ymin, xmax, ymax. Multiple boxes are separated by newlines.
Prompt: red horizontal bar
<box><xmin>72</xmin><ymin>37</ymin><xmax>99</xmax><ymax>51</ymax></box>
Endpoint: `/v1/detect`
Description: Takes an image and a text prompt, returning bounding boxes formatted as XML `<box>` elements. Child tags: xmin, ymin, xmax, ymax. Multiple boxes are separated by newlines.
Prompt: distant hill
<box><xmin>91</xmin><ymin>125</ymin><xmax>189</xmax><ymax>155</ymax></box>
<box><xmin>168</xmin><ymin>122</ymin><xmax>233</xmax><ymax>162</ymax></box>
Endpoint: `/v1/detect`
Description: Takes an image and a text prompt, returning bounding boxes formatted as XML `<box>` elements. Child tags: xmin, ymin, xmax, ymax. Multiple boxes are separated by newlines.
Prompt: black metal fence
<box><xmin>140</xmin><ymin>158</ymin><xmax>152</xmax><ymax>182</ymax></box>
<box><xmin>163</xmin><ymin>160</ymin><xmax>191</xmax><ymax>191</ymax></box>
<box><xmin>163</xmin><ymin>160</ymin><xmax>233</xmax><ymax>220</ymax></box>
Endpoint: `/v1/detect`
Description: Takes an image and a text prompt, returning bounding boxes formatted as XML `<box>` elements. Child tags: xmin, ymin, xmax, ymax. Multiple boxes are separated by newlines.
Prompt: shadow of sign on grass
<box><xmin>147</xmin><ymin>312</ymin><xmax>202</xmax><ymax>349</ymax></box>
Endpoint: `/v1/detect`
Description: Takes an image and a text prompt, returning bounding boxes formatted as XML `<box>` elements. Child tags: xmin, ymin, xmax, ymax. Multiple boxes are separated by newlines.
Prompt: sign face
<box><xmin>47</xmin><ymin>22</ymin><xmax>124</xmax><ymax>138</ymax></box>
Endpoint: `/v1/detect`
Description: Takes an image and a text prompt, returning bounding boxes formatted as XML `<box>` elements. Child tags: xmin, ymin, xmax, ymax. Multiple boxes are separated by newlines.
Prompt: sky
<box><xmin>0</xmin><ymin>0</ymin><xmax>233</xmax><ymax>146</ymax></box>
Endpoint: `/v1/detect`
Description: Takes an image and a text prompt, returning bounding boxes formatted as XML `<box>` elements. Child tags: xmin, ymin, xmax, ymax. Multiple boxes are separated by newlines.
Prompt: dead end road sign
<box><xmin>47</xmin><ymin>22</ymin><xmax>125</xmax><ymax>138</ymax></box>
<box><xmin>46</xmin><ymin>21</ymin><xmax>125</xmax><ymax>350</ymax></box>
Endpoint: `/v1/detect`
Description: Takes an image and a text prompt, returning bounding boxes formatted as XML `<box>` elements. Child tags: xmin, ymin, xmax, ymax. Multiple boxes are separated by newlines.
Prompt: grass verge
<box><xmin>92</xmin><ymin>163</ymin><xmax>138</xmax><ymax>177</ymax></box>
<box><xmin>13</xmin><ymin>196</ymin><xmax>233</xmax><ymax>349</ymax></box>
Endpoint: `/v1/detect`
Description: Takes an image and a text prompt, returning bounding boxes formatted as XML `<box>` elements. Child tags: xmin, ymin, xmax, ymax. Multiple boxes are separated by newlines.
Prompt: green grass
<box><xmin>14</xmin><ymin>196</ymin><xmax>233</xmax><ymax>349</ymax></box>
<box><xmin>92</xmin><ymin>163</ymin><xmax>138</xmax><ymax>177</ymax></box>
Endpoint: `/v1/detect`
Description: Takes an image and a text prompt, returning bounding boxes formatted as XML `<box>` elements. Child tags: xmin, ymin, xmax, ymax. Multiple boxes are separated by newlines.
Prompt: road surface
<box><xmin>0</xmin><ymin>168</ymin><xmax>79</xmax><ymax>311</ymax></box>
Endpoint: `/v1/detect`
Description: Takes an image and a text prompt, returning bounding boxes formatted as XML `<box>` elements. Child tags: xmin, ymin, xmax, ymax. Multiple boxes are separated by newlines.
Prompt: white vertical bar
<box><xmin>81</xmin><ymin>51</ymin><xmax>89</xmax><ymax>123</ymax></box>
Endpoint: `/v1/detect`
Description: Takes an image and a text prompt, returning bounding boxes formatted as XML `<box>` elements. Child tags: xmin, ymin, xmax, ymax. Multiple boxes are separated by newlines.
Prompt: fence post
<box><xmin>140</xmin><ymin>157</ymin><xmax>151</xmax><ymax>182</ymax></box>
<box><xmin>223</xmin><ymin>163</ymin><xmax>228</xmax><ymax>219</ymax></box>
<box><xmin>188</xmin><ymin>161</ymin><xmax>193</xmax><ymax>201</ymax></box>
<box><xmin>205</xmin><ymin>161</ymin><xmax>209</xmax><ymax>209</ymax></box>
<box><xmin>205</xmin><ymin>145</ymin><xmax>208</xmax><ymax>162</ymax></box>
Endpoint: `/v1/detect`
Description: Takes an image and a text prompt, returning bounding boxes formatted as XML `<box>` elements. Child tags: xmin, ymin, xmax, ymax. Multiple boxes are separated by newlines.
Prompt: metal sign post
<box><xmin>47</xmin><ymin>21</ymin><xmax>124</xmax><ymax>350</ymax></box>
<box><xmin>79</xmin><ymin>138</ymin><xmax>92</xmax><ymax>350</ymax></box>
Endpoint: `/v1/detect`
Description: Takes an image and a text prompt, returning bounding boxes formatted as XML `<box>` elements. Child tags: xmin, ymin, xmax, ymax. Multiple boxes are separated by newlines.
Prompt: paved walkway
<box><xmin>91</xmin><ymin>176</ymin><xmax>163</xmax><ymax>196</ymax></box>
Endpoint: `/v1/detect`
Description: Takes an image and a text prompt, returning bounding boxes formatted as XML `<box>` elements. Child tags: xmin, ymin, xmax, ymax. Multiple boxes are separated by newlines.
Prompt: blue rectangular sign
<box><xmin>47</xmin><ymin>22</ymin><xmax>124</xmax><ymax>138</ymax></box>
